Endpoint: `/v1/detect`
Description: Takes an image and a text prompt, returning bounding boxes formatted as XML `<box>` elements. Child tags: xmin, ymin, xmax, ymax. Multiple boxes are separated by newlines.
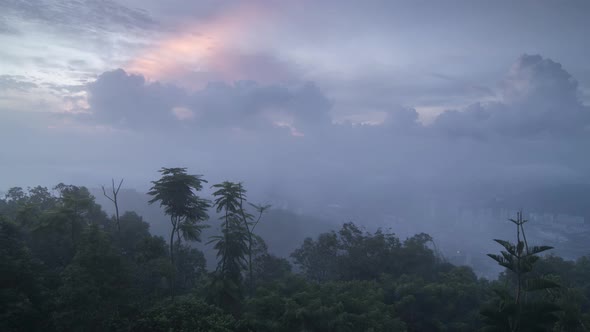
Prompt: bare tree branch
<box><xmin>102</xmin><ymin>178</ymin><xmax>123</xmax><ymax>232</ymax></box>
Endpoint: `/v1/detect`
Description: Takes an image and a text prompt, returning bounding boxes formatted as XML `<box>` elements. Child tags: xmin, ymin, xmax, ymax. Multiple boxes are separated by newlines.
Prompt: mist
<box><xmin>3</xmin><ymin>54</ymin><xmax>590</xmax><ymax>277</ymax></box>
<box><xmin>2</xmin><ymin>1</ymin><xmax>590</xmax><ymax>330</ymax></box>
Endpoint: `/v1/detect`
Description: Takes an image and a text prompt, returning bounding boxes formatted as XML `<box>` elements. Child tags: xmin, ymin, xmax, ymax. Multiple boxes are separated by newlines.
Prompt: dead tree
<box><xmin>102</xmin><ymin>178</ymin><xmax>123</xmax><ymax>232</ymax></box>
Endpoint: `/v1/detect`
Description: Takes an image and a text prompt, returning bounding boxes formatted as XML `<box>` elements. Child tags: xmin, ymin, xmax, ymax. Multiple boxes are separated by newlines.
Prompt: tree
<box><xmin>2</xmin><ymin>186</ymin><xmax>55</xmax><ymax>220</ymax></box>
<box><xmin>174</xmin><ymin>244</ymin><xmax>207</xmax><ymax>293</ymax></box>
<box><xmin>251</xmin><ymin>238</ymin><xmax>292</xmax><ymax>286</ymax></box>
<box><xmin>291</xmin><ymin>232</ymin><xmax>340</xmax><ymax>282</ymax></box>
<box><xmin>131</xmin><ymin>235</ymin><xmax>175</xmax><ymax>302</ymax></box>
<box><xmin>147</xmin><ymin>168</ymin><xmax>210</xmax><ymax>265</ymax></box>
<box><xmin>242</xmin><ymin>277</ymin><xmax>407</xmax><ymax>332</ymax></box>
<box><xmin>384</xmin><ymin>268</ymin><xmax>485</xmax><ymax>331</ymax></box>
<box><xmin>132</xmin><ymin>295</ymin><xmax>236</xmax><ymax>332</ymax></box>
<box><xmin>208</xmin><ymin>181</ymin><xmax>250</xmax><ymax>314</ymax></box>
<box><xmin>244</xmin><ymin>200</ymin><xmax>271</xmax><ymax>290</ymax></box>
<box><xmin>210</xmin><ymin>182</ymin><xmax>270</xmax><ymax>293</ymax></box>
<box><xmin>291</xmin><ymin>223</ymin><xmax>438</xmax><ymax>282</ymax></box>
<box><xmin>113</xmin><ymin>212</ymin><xmax>151</xmax><ymax>254</ymax></box>
<box><xmin>481</xmin><ymin>211</ymin><xmax>561</xmax><ymax>332</ymax></box>
<box><xmin>525</xmin><ymin>255</ymin><xmax>590</xmax><ymax>331</ymax></box>
<box><xmin>52</xmin><ymin>184</ymin><xmax>107</xmax><ymax>242</ymax></box>
<box><xmin>21</xmin><ymin>184</ymin><xmax>107</xmax><ymax>270</ymax></box>
<box><xmin>53</xmin><ymin>224</ymin><xmax>131</xmax><ymax>332</ymax></box>
<box><xmin>0</xmin><ymin>218</ymin><xmax>47</xmax><ymax>332</ymax></box>
<box><xmin>27</xmin><ymin>186</ymin><xmax>57</xmax><ymax>211</ymax></box>
<box><xmin>5</xmin><ymin>187</ymin><xmax>26</xmax><ymax>202</ymax></box>
<box><xmin>102</xmin><ymin>178</ymin><xmax>124</xmax><ymax>232</ymax></box>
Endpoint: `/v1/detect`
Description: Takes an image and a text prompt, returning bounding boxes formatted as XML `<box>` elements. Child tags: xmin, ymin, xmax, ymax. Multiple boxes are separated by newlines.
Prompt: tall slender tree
<box><xmin>241</xmin><ymin>198</ymin><xmax>270</xmax><ymax>292</ymax></box>
<box><xmin>481</xmin><ymin>211</ymin><xmax>561</xmax><ymax>332</ymax></box>
<box><xmin>147</xmin><ymin>168</ymin><xmax>210</xmax><ymax>265</ymax></box>
<box><xmin>210</xmin><ymin>182</ymin><xmax>247</xmax><ymax>275</ymax></box>
<box><xmin>209</xmin><ymin>182</ymin><xmax>270</xmax><ymax>294</ymax></box>
<box><xmin>208</xmin><ymin>182</ymin><xmax>249</xmax><ymax>314</ymax></box>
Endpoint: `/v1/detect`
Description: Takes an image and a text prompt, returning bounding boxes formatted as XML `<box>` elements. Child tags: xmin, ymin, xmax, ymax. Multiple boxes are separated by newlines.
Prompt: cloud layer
<box><xmin>2</xmin><ymin>53</ymin><xmax>573</xmax><ymax>208</ymax></box>
<box><xmin>79</xmin><ymin>55</ymin><xmax>590</xmax><ymax>141</ymax></box>
<box><xmin>1</xmin><ymin>0</ymin><xmax>590</xmax><ymax>224</ymax></box>
<box><xmin>434</xmin><ymin>55</ymin><xmax>589</xmax><ymax>138</ymax></box>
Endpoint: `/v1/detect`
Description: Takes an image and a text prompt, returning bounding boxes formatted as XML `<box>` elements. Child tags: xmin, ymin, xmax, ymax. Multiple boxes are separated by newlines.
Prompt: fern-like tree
<box><xmin>233</xmin><ymin>183</ymin><xmax>270</xmax><ymax>293</ymax></box>
<box><xmin>208</xmin><ymin>181</ymin><xmax>248</xmax><ymax>314</ymax></box>
<box><xmin>209</xmin><ymin>182</ymin><xmax>270</xmax><ymax>295</ymax></box>
<box><xmin>481</xmin><ymin>211</ymin><xmax>561</xmax><ymax>332</ymax></box>
<box><xmin>147</xmin><ymin>168</ymin><xmax>210</xmax><ymax>265</ymax></box>
<box><xmin>208</xmin><ymin>181</ymin><xmax>270</xmax><ymax>313</ymax></box>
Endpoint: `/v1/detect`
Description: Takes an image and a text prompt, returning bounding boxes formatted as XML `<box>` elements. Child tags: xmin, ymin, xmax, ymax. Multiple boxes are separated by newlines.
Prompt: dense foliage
<box><xmin>1</xmin><ymin>178</ymin><xmax>589</xmax><ymax>331</ymax></box>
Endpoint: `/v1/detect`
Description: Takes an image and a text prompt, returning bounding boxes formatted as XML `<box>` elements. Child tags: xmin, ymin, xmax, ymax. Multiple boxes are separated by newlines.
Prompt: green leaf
<box><xmin>525</xmin><ymin>245</ymin><xmax>553</xmax><ymax>256</ymax></box>
<box><xmin>493</xmin><ymin>239</ymin><xmax>516</xmax><ymax>256</ymax></box>
<box><xmin>525</xmin><ymin>278</ymin><xmax>560</xmax><ymax>291</ymax></box>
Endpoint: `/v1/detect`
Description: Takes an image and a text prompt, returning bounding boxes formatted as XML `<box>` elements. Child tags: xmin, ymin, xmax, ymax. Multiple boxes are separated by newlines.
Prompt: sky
<box><xmin>1</xmin><ymin>0</ymin><xmax>590</xmax><ymax>215</ymax></box>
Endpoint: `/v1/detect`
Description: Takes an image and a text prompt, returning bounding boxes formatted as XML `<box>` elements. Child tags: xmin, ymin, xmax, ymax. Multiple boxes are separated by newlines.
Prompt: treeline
<box><xmin>1</xmin><ymin>168</ymin><xmax>589</xmax><ymax>331</ymax></box>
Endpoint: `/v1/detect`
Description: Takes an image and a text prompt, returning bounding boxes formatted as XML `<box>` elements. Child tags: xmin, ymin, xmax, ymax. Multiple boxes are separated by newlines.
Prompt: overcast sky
<box><xmin>1</xmin><ymin>0</ymin><xmax>589</xmax><ymax>208</ymax></box>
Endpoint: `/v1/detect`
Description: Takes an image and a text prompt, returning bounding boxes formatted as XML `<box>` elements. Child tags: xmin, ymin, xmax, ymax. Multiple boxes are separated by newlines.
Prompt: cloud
<box><xmin>0</xmin><ymin>17</ymin><xmax>19</xmax><ymax>35</ymax></box>
<box><xmin>502</xmin><ymin>54</ymin><xmax>580</xmax><ymax>106</ymax></box>
<box><xmin>0</xmin><ymin>0</ymin><xmax>159</xmax><ymax>98</ymax></box>
<box><xmin>3</xmin><ymin>0</ymin><xmax>590</xmax><ymax>264</ymax></box>
<box><xmin>81</xmin><ymin>54</ymin><xmax>590</xmax><ymax>143</ymax></box>
<box><xmin>0</xmin><ymin>75</ymin><xmax>38</xmax><ymax>91</ymax></box>
<box><xmin>83</xmin><ymin>69</ymin><xmax>185</xmax><ymax>130</ymax></box>
<box><xmin>83</xmin><ymin>69</ymin><xmax>331</xmax><ymax>136</ymax></box>
<box><xmin>2</xmin><ymin>0</ymin><xmax>156</xmax><ymax>34</ymax></box>
<box><xmin>124</xmin><ymin>3</ymin><xmax>296</xmax><ymax>89</ymax></box>
<box><xmin>3</xmin><ymin>54</ymin><xmax>589</xmax><ymax>201</ymax></box>
<box><xmin>433</xmin><ymin>54</ymin><xmax>590</xmax><ymax>138</ymax></box>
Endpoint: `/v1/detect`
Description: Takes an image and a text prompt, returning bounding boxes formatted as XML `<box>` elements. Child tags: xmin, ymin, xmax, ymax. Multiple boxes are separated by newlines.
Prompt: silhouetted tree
<box><xmin>147</xmin><ymin>168</ymin><xmax>210</xmax><ymax>264</ymax></box>
<box><xmin>102</xmin><ymin>178</ymin><xmax>124</xmax><ymax>232</ymax></box>
<box><xmin>481</xmin><ymin>211</ymin><xmax>561</xmax><ymax>332</ymax></box>
<box><xmin>208</xmin><ymin>181</ymin><xmax>249</xmax><ymax>314</ymax></box>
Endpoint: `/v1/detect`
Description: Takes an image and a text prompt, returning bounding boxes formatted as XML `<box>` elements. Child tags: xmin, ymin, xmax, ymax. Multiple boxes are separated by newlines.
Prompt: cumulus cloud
<box><xmin>83</xmin><ymin>69</ymin><xmax>332</xmax><ymax>135</ymax></box>
<box><xmin>433</xmin><ymin>55</ymin><xmax>590</xmax><ymax>138</ymax></box>
<box><xmin>83</xmin><ymin>55</ymin><xmax>590</xmax><ymax>143</ymax></box>
<box><xmin>502</xmin><ymin>54</ymin><xmax>579</xmax><ymax>105</ymax></box>
<box><xmin>84</xmin><ymin>69</ymin><xmax>185</xmax><ymax>129</ymax></box>
<box><xmin>4</xmin><ymin>54</ymin><xmax>589</xmax><ymax>209</ymax></box>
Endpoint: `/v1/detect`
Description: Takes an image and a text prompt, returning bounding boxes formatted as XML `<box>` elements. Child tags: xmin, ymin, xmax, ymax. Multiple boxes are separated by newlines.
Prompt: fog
<box><xmin>2</xmin><ymin>0</ymin><xmax>590</xmax><ymax>278</ymax></box>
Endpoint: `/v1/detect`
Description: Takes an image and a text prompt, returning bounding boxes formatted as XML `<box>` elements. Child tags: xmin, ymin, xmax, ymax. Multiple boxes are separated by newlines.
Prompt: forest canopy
<box><xmin>1</xmin><ymin>174</ymin><xmax>589</xmax><ymax>332</ymax></box>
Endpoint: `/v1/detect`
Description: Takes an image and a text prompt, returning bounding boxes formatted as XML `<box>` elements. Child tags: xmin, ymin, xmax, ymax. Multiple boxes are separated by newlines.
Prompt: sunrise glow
<box><xmin>126</xmin><ymin>4</ymin><xmax>267</xmax><ymax>88</ymax></box>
